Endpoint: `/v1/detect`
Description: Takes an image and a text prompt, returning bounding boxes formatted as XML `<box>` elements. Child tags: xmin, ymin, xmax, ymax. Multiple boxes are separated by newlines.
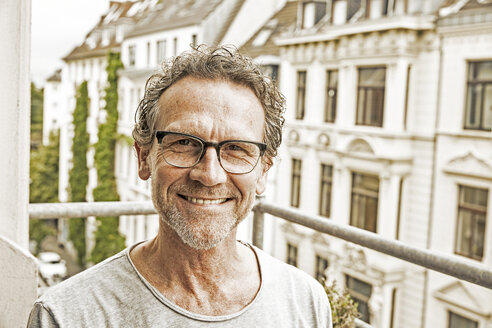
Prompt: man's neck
<box><xmin>130</xmin><ymin>222</ymin><xmax>261</xmax><ymax>316</ymax></box>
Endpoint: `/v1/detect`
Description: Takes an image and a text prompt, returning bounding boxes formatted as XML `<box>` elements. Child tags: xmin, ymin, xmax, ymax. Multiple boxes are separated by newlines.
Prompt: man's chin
<box><xmin>161</xmin><ymin>211</ymin><xmax>237</xmax><ymax>250</ymax></box>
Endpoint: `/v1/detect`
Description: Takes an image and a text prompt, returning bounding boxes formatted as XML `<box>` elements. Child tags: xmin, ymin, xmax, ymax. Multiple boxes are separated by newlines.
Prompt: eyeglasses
<box><xmin>155</xmin><ymin>131</ymin><xmax>267</xmax><ymax>174</ymax></box>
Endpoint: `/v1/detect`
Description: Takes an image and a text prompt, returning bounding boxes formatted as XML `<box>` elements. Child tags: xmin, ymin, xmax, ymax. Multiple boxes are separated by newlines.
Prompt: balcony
<box><xmin>22</xmin><ymin>200</ymin><xmax>492</xmax><ymax>328</ymax></box>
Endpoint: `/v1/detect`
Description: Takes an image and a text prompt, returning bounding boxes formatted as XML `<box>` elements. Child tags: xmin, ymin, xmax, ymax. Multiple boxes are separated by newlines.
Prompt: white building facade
<box><xmin>265</xmin><ymin>0</ymin><xmax>492</xmax><ymax>327</ymax></box>
<box><xmin>425</xmin><ymin>2</ymin><xmax>492</xmax><ymax>328</ymax></box>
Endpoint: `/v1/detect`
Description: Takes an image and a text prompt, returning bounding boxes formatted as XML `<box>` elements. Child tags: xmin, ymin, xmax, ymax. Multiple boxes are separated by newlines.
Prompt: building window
<box><xmin>356</xmin><ymin>67</ymin><xmax>386</xmax><ymax>127</ymax></box>
<box><xmin>346</xmin><ymin>275</ymin><xmax>372</xmax><ymax>323</ymax></box>
<box><xmin>448</xmin><ymin>312</ymin><xmax>478</xmax><ymax>328</ymax></box>
<box><xmin>315</xmin><ymin>255</ymin><xmax>329</xmax><ymax>283</ymax></box>
<box><xmin>191</xmin><ymin>34</ymin><xmax>197</xmax><ymax>47</ymax></box>
<box><xmin>156</xmin><ymin>40</ymin><xmax>166</xmax><ymax>64</ymax></box>
<box><xmin>291</xmin><ymin>159</ymin><xmax>302</xmax><ymax>208</ymax></box>
<box><xmin>261</xmin><ymin>64</ymin><xmax>279</xmax><ymax>83</ymax></box>
<box><xmin>319</xmin><ymin>164</ymin><xmax>333</xmax><ymax>217</ymax></box>
<box><xmin>173</xmin><ymin>37</ymin><xmax>178</xmax><ymax>56</ymax></box>
<box><xmin>287</xmin><ymin>243</ymin><xmax>298</xmax><ymax>267</ymax></box>
<box><xmin>146</xmin><ymin>42</ymin><xmax>151</xmax><ymax>66</ymax></box>
<box><xmin>455</xmin><ymin>185</ymin><xmax>488</xmax><ymax>261</ymax></box>
<box><xmin>128</xmin><ymin>45</ymin><xmax>136</xmax><ymax>67</ymax></box>
<box><xmin>350</xmin><ymin>172</ymin><xmax>379</xmax><ymax>232</ymax></box>
<box><xmin>325</xmin><ymin>70</ymin><xmax>338</xmax><ymax>122</ymax></box>
<box><xmin>302</xmin><ymin>1</ymin><xmax>327</xmax><ymax>28</ymax></box>
<box><xmin>464</xmin><ymin>61</ymin><xmax>492</xmax><ymax>131</ymax></box>
<box><xmin>296</xmin><ymin>71</ymin><xmax>307</xmax><ymax>120</ymax></box>
<box><xmin>347</xmin><ymin>0</ymin><xmax>362</xmax><ymax>21</ymax></box>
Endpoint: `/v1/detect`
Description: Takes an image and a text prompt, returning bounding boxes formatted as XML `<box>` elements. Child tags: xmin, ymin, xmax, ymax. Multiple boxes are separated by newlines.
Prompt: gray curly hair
<box><xmin>132</xmin><ymin>45</ymin><xmax>285</xmax><ymax>161</ymax></box>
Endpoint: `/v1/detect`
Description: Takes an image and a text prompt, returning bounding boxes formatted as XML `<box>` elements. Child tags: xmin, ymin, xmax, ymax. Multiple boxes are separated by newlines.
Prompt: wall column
<box><xmin>0</xmin><ymin>0</ymin><xmax>38</xmax><ymax>326</ymax></box>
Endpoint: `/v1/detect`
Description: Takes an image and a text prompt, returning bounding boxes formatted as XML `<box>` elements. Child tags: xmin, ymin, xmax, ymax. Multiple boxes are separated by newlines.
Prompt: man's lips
<box><xmin>179</xmin><ymin>195</ymin><xmax>230</xmax><ymax>205</ymax></box>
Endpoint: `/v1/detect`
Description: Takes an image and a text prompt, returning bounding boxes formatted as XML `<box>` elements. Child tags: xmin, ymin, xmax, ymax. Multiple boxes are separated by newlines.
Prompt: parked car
<box><xmin>37</xmin><ymin>251</ymin><xmax>67</xmax><ymax>284</ymax></box>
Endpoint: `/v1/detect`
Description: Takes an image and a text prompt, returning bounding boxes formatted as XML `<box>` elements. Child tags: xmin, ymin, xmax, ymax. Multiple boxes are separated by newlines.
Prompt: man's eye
<box><xmin>176</xmin><ymin>139</ymin><xmax>192</xmax><ymax>146</ymax></box>
<box><xmin>227</xmin><ymin>144</ymin><xmax>243</xmax><ymax>151</ymax></box>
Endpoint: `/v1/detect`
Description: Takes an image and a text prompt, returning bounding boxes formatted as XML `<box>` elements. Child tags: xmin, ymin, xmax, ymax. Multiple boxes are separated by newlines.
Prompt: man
<box><xmin>28</xmin><ymin>46</ymin><xmax>332</xmax><ymax>327</ymax></box>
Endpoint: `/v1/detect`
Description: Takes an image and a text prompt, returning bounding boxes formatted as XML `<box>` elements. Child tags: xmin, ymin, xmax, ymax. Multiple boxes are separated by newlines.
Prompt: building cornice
<box><xmin>275</xmin><ymin>15</ymin><xmax>435</xmax><ymax>46</ymax></box>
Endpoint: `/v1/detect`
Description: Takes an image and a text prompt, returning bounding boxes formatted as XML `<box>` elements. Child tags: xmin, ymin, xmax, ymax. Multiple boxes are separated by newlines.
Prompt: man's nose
<box><xmin>189</xmin><ymin>147</ymin><xmax>227</xmax><ymax>186</ymax></box>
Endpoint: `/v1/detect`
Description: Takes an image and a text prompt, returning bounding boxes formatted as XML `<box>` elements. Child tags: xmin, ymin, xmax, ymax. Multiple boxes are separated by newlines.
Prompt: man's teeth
<box><xmin>186</xmin><ymin>196</ymin><xmax>227</xmax><ymax>205</ymax></box>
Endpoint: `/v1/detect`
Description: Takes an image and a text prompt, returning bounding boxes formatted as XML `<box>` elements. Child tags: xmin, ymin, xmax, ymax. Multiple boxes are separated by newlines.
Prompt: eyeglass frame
<box><xmin>154</xmin><ymin>130</ymin><xmax>267</xmax><ymax>174</ymax></box>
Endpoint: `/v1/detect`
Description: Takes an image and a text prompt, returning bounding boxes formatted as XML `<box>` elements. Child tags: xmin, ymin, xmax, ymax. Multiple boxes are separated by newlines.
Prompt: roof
<box><xmin>126</xmin><ymin>0</ymin><xmax>225</xmax><ymax>38</ymax></box>
<box><xmin>239</xmin><ymin>1</ymin><xmax>298</xmax><ymax>59</ymax></box>
<box><xmin>46</xmin><ymin>69</ymin><xmax>62</xmax><ymax>82</ymax></box>
<box><xmin>63</xmin><ymin>1</ymin><xmax>154</xmax><ymax>62</ymax></box>
<box><xmin>214</xmin><ymin>0</ymin><xmax>247</xmax><ymax>45</ymax></box>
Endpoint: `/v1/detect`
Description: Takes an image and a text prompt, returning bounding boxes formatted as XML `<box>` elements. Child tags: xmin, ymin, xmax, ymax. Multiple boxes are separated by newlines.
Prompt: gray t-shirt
<box><xmin>28</xmin><ymin>242</ymin><xmax>332</xmax><ymax>327</ymax></box>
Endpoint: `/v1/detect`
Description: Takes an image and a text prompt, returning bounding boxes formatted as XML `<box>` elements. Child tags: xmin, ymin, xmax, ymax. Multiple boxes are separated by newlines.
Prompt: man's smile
<box><xmin>183</xmin><ymin>195</ymin><xmax>229</xmax><ymax>205</ymax></box>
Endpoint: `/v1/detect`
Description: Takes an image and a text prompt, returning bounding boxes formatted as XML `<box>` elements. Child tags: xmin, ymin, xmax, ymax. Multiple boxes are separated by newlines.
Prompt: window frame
<box><xmin>325</xmin><ymin>70</ymin><xmax>338</xmax><ymax>123</ymax></box>
<box><xmin>173</xmin><ymin>37</ymin><xmax>178</xmax><ymax>56</ymax></box>
<box><xmin>454</xmin><ymin>185</ymin><xmax>488</xmax><ymax>261</ymax></box>
<box><xmin>302</xmin><ymin>1</ymin><xmax>328</xmax><ymax>28</ymax></box>
<box><xmin>463</xmin><ymin>60</ymin><xmax>492</xmax><ymax>131</ymax></box>
<box><xmin>350</xmin><ymin>172</ymin><xmax>379</xmax><ymax>233</ymax></box>
<box><xmin>345</xmin><ymin>275</ymin><xmax>372</xmax><ymax>324</ymax></box>
<box><xmin>156</xmin><ymin>39</ymin><xmax>166</xmax><ymax>65</ymax></box>
<box><xmin>319</xmin><ymin>164</ymin><xmax>333</xmax><ymax>217</ymax></box>
<box><xmin>356</xmin><ymin>66</ymin><xmax>386</xmax><ymax>127</ymax></box>
<box><xmin>296</xmin><ymin>71</ymin><xmax>307</xmax><ymax>120</ymax></box>
<box><xmin>315</xmin><ymin>255</ymin><xmax>329</xmax><ymax>283</ymax></box>
<box><xmin>286</xmin><ymin>243</ymin><xmax>298</xmax><ymax>267</ymax></box>
<box><xmin>128</xmin><ymin>45</ymin><xmax>136</xmax><ymax>67</ymax></box>
<box><xmin>291</xmin><ymin>158</ymin><xmax>302</xmax><ymax>208</ymax></box>
<box><xmin>448</xmin><ymin>311</ymin><xmax>478</xmax><ymax>328</ymax></box>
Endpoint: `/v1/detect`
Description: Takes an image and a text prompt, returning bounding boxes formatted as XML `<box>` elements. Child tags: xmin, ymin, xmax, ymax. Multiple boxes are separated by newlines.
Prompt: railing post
<box><xmin>252</xmin><ymin>196</ymin><xmax>265</xmax><ymax>250</ymax></box>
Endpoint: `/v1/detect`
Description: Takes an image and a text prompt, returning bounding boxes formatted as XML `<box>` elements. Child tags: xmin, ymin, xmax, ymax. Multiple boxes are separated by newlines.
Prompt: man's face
<box><xmin>137</xmin><ymin>77</ymin><xmax>269</xmax><ymax>250</ymax></box>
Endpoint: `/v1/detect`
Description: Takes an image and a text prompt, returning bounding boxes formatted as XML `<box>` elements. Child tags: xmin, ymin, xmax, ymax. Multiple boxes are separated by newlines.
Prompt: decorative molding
<box><xmin>317</xmin><ymin>133</ymin><xmax>330</xmax><ymax>147</ymax></box>
<box><xmin>343</xmin><ymin>243</ymin><xmax>368</xmax><ymax>272</ymax></box>
<box><xmin>434</xmin><ymin>280</ymin><xmax>492</xmax><ymax>317</ymax></box>
<box><xmin>347</xmin><ymin>138</ymin><xmax>375</xmax><ymax>155</ymax></box>
<box><xmin>288</xmin><ymin>129</ymin><xmax>300</xmax><ymax>143</ymax></box>
<box><xmin>443</xmin><ymin>151</ymin><xmax>492</xmax><ymax>180</ymax></box>
<box><xmin>311</xmin><ymin>231</ymin><xmax>331</xmax><ymax>248</ymax></box>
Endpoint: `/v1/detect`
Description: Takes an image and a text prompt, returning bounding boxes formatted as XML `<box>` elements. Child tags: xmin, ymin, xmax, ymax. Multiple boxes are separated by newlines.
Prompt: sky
<box><xmin>31</xmin><ymin>0</ymin><xmax>111</xmax><ymax>86</ymax></box>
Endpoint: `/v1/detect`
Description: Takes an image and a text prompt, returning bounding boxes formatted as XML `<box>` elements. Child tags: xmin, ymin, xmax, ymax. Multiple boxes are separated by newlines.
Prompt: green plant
<box><xmin>91</xmin><ymin>52</ymin><xmax>125</xmax><ymax>264</ymax></box>
<box><xmin>68</xmin><ymin>81</ymin><xmax>90</xmax><ymax>267</ymax></box>
<box><xmin>29</xmin><ymin>130</ymin><xmax>60</xmax><ymax>254</ymax></box>
<box><xmin>30</xmin><ymin>82</ymin><xmax>44</xmax><ymax>148</ymax></box>
<box><xmin>324</xmin><ymin>280</ymin><xmax>359</xmax><ymax>327</ymax></box>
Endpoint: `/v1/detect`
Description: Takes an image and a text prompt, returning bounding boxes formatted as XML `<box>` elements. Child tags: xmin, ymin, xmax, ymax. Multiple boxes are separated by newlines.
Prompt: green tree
<box><xmin>91</xmin><ymin>52</ymin><xmax>125</xmax><ymax>264</ymax></box>
<box><xmin>29</xmin><ymin>130</ymin><xmax>59</xmax><ymax>255</ymax></box>
<box><xmin>31</xmin><ymin>82</ymin><xmax>44</xmax><ymax>148</ymax></box>
<box><xmin>68</xmin><ymin>81</ymin><xmax>90</xmax><ymax>266</ymax></box>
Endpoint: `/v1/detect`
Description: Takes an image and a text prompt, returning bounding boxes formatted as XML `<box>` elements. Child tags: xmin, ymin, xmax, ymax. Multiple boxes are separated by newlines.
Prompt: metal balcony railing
<box><xmin>29</xmin><ymin>200</ymin><xmax>492</xmax><ymax>328</ymax></box>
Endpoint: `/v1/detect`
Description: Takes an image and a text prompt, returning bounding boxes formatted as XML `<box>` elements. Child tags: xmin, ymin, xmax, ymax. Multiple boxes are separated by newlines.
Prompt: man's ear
<box><xmin>134</xmin><ymin>141</ymin><xmax>151</xmax><ymax>180</ymax></box>
<box><xmin>256</xmin><ymin>160</ymin><xmax>272</xmax><ymax>195</ymax></box>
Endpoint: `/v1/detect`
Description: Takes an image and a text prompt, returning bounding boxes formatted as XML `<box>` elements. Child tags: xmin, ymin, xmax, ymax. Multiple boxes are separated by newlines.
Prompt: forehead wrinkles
<box><xmin>156</xmin><ymin>78</ymin><xmax>264</xmax><ymax>137</ymax></box>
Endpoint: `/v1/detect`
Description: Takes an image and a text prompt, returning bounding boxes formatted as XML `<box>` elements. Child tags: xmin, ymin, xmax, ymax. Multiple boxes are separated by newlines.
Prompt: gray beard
<box><xmin>152</xmin><ymin>181</ymin><xmax>243</xmax><ymax>250</ymax></box>
<box><xmin>162</xmin><ymin>205</ymin><xmax>240</xmax><ymax>250</ymax></box>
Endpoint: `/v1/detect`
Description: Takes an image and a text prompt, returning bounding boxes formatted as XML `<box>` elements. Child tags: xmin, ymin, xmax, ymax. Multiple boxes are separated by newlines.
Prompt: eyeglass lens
<box><xmin>160</xmin><ymin>134</ymin><xmax>261</xmax><ymax>174</ymax></box>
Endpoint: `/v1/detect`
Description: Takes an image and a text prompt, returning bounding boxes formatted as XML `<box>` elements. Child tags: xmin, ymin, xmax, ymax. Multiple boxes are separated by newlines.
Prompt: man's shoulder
<box><xmin>39</xmin><ymin>249</ymin><xmax>130</xmax><ymax>304</ymax></box>
<box><xmin>253</xmin><ymin>246</ymin><xmax>325</xmax><ymax>293</ymax></box>
<box><xmin>252</xmin><ymin>246</ymin><xmax>332</xmax><ymax>326</ymax></box>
